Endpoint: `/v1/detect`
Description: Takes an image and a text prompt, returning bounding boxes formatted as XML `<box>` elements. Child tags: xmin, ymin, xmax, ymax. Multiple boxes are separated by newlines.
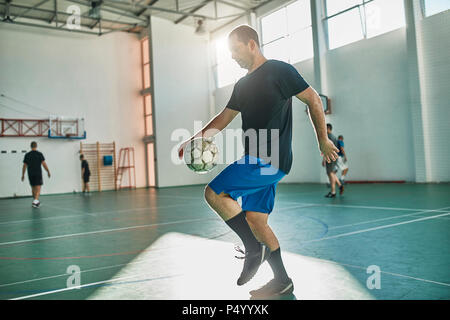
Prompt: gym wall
<box><xmin>0</xmin><ymin>24</ymin><xmax>146</xmax><ymax>198</ymax></box>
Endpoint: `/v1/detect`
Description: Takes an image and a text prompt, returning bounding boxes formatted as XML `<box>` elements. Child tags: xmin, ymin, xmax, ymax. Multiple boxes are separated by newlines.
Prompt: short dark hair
<box><xmin>31</xmin><ymin>141</ymin><xmax>37</xmax><ymax>148</ymax></box>
<box><xmin>338</xmin><ymin>135</ymin><xmax>344</xmax><ymax>139</ymax></box>
<box><xmin>80</xmin><ymin>154</ymin><xmax>84</xmax><ymax>160</ymax></box>
<box><xmin>326</xmin><ymin>123</ymin><xmax>332</xmax><ymax>130</ymax></box>
<box><xmin>229</xmin><ymin>25</ymin><xmax>260</xmax><ymax>47</ymax></box>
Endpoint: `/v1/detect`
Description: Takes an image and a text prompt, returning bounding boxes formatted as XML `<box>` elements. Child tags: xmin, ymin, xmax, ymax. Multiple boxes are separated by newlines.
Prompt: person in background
<box><xmin>22</xmin><ymin>141</ymin><xmax>51</xmax><ymax>208</ymax></box>
<box><xmin>336</xmin><ymin>135</ymin><xmax>349</xmax><ymax>184</ymax></box>
<box><xmin>80</xmin><ymin>154</ymin><xmax>91</xmax><ymax>194</ymax></box>
<box><xmin>322</xmin><ymin>124</ymin><xmax>344</xmax><ymax>198</ymax></box>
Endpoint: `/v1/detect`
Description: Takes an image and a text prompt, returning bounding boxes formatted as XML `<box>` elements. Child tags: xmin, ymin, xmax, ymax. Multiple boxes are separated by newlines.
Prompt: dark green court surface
<box><xmin>0</xmin><ymin>183</ymin><xmax>449</xmax><ymax>300</ymax></box>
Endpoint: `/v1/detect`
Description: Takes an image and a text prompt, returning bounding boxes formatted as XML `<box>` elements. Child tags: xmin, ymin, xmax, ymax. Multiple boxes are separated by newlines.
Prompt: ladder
<box><xmin>116</xmin><ymin>147</ymin><xmax>136</xmax><ymax>190</ymax></box>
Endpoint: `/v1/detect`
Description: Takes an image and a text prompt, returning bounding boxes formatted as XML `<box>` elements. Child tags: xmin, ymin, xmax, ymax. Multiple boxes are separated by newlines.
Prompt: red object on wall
<box><xmin>116</xmin><ymin>147</ymin><xmax>136</xmax><ymax>190</ymax></box>
<box><xmin>0</xmin><ymin>118</ymin><xmax>49</xmax><ymax>137</ymax></box>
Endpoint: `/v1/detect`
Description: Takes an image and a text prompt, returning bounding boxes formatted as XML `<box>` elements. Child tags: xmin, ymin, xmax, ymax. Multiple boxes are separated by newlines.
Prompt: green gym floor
<box><xmin>0</xmin><ymin>183</ymin><xmax>449</xmax><ymax>300</ymax></box>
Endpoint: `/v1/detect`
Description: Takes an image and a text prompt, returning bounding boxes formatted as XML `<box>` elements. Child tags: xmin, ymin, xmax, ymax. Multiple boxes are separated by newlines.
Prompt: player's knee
<box><xmin>204</xmin><ymin>185</ymin><xmax>217</xmax><ymax>205</ymax></box>
<box><xmin>246</xmin><ymin>213</ymin><xmax>266</xmax><ymax>228</ymax></box>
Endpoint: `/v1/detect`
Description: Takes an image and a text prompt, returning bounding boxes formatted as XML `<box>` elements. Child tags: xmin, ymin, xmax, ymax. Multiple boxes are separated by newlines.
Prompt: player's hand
<box><xmin>21</xmin><ymin>176</ymin><xmax>24</xmax><ymax>182</ymax></box>
<box><xmin>319</xmin><ymin>138</ymin><xmax>339</xmax><ymax>163</ymax></box>
<box><xmin>48</xmin><ymin>172</ymin><xmax>51</xmax><ymax>178</ymax></box>
<box><xmin>344</xmin><ymin>157</ymin><xmax>348</xmax><ymax>163</ymax></box>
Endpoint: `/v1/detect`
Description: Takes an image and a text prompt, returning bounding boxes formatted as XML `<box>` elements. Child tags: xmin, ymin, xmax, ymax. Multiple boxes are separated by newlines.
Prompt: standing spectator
<box><xmin>80</xmin><ymin>154</ymin><xmax>91</xmax><ymax>194</ymax></box>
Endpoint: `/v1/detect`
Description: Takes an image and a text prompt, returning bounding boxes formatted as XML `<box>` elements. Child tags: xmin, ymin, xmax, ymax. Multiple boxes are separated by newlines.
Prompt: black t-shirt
<box><xmin>81</xmin><ymin>160</ymin><xmax>90</xmax><ymax>175</ymax></box>
<box><xmin>23</xmin><ymin>150</ymin><xmax>45</xmax><ymax>176</ymax></box>
<box><xmin>226</xmin><ymin>60</ymin><xmax>310</xmax><ymax>174</ymax></box>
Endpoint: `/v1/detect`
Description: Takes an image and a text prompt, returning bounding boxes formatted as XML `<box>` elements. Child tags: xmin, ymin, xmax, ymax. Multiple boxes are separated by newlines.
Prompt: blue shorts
<box><xmin>208</xmin><ymin>155</ymin><xmax>286</xmax><ymax>214</ymax></box>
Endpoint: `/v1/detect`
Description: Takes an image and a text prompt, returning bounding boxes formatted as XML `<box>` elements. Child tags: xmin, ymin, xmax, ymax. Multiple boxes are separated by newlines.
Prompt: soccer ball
<box><xmin>183</xmin><ymin>138</ymin><xmax>219</xmax><ymax>174</ymax></box>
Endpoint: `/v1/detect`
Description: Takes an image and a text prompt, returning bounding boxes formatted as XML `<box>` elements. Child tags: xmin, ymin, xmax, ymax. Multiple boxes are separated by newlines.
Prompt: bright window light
<box><xmin>215</xmin><ymin>38</ymin><xmax>247</xmax><ymax>88</ymax></box>
<box><xmin>261</xmin><ymin>0</ymin><xmax>314</xmax><ymax>64</ymax></box>
<box><xmin>328</xmin><ymin>7</ymin><xmax>364</xmax><ymax>50</ymax></box>
<box><xmin>261</xmin><ymin>7</ymin><xmax>287</xmax><ymax>44</ymax></box>
<box><xmin>423</xmin><ymin>0</ymin><xmax>450</xmax><ymax>17</ymax></box>
<box><xmin>287</xmin><ymin>0</ymin><xmax>311</xmax><ymax>32</ymax></box>
<box><xmin>326</xmin><ymin>0</ymin><xmax>363</xmax><ymax>17</ymax></box>
<box><xmin>263</xmin><ymin>38</ymin><xmax>289</xmax><ymax>63</ymax></box>
<box><xmin>289</xmin><ymin>27</ymin><xmax>314</xmax><ymax>64</ymax></box>
<box><xmin>365</xmin><ymin>0</ymin><xmax>406</xmax><ymax>39</ymax></box>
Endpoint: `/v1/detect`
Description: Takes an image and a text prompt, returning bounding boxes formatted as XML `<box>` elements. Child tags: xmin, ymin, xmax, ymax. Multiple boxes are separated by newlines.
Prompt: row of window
<box><xmin>215</xmin><ymin>0</ymin><xmax>449</xmax><ymax>88</ymax></box>
<box><xmin>141</xmin><ymin>38</ymin><xmax>156</xmax><ymax>187</ymax></box>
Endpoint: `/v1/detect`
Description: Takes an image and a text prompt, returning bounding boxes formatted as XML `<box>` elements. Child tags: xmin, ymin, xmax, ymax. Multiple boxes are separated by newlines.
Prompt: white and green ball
<box><xmin>184</xmin><ymin>138</ymin><xmax>219</xmax><ymax>174</ymax></box>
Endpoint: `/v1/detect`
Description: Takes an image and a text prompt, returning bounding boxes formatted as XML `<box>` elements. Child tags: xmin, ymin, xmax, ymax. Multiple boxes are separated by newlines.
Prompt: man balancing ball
<box><xmin>178</xmin><ymin>25</ymin><xmax>338</xmax><ymax>298</ymax></box>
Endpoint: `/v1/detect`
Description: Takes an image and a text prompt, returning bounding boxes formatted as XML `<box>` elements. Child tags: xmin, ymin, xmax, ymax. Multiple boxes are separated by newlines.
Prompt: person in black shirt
<box><xmin>22</xmin><ymin>141</ymin><xmax>51</xmax><ymax>208</ymax></box>
<box><xmin>322</xmin><ymin>124</ymin><xmax>344</xmax><ymax>198</ymax></box>
<box><xmin>178</xmin><ymin>25</ymin><xmax>338</xmax><ymax>298</ymax></box>
<box><xmin>79</xmin><ymin>154</ymin><xmax>91</xmax><ymax>194</ymax></box>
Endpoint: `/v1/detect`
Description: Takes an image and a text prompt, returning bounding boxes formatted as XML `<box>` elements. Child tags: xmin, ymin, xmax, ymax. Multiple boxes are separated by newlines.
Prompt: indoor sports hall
<box><xmin>0</xmin><ymin>0</ymin><xmax>449</xmax><ymax>301</ymax></box>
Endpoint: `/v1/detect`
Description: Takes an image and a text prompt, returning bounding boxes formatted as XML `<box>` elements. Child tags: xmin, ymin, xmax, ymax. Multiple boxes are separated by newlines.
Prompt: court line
<box><xmin>0</xmin><ymin>217</ymin><xmax>218</xmax><ymax>247</ymax></box>
<box><xmin>283</xmin><ymin>201</ymin><xmax>450</xmax><ymax>213</ymax></box>
<box><xmin>0</xmin><ymin>201</ymin><xmax>207</xmax><ymax>226</ymax></box>
<box><xmin>303</xmin><ymin>212</ymin><xmax>450</xmax><ymax>243</ymax></box>
<box><xmin>303</xmin><ymin>255</ymin><xmax>450</xmax><ymax>288</ymax></box>
<box><xmin>10</xmin><ymin>273</ymin><xmax>183</xmax><ymax>300</ymax></box>
<box><xmin>0</xmin><ymin>259</ymin><xmax>151</xmax><ymax>288</ymax></box>
<box><xmin>329</xmin><ymin>206</ymin><xmax>450</xmax><ymax>230</ymax></box>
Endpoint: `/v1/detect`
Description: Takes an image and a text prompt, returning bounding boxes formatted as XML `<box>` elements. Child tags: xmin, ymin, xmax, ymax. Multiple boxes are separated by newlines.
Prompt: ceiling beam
<box><xmin>66</xmin><ymin>0</ymin><xmax>148</xmax><ymax>23</ymax></box>
<box><xmin>101</xmin><ymin>0</ymin><xmax>213</xmax><ymax>20</ymax></box>
<box><xmin>136</xmin><ymin>0</ymin><xmax>159</xmax><ymax>17</ymax></box>
<box><xmin>11</xmin><ymin>0</ymin><xmax>50</xmax><ymax>21</ymax></box>
<box><xmin>174</xmin><ymin>0</ymin><xmax>212</xmax><ymax>24</ymax></box>
<box><xmin>4</xmin><ymin>2</ymin><xmax>145</xmax><ymax>27</ymax></box>
<box><xmin>216</xmin><ymin>0</ymin><xmax>248</xmax><ymax>12</ymax></box>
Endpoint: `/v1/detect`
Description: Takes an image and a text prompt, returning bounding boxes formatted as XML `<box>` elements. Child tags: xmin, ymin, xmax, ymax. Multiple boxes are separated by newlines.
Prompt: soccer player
<box><xmin>323</xmin><ymin>124</ymin><xmax>344</xmax><ymax>198</ymax></box>
<box><xmin>21</xmin><ymin>141</ymin><xmax>51</xmax><ymax>208</ymax></box>
<box><xmin>336</xmin><ymin>135</ymin><xmax>349</xmax><ymax>184</ymax></box>
<box><xmin>178</xmin><ymin>25</ymin><xmax>338</xmax><ymax>298</ymax></box>
<box><xmin>79</xmin><ymin>154</ymin><xmax>91</xmax><ymax>194</ymax></box>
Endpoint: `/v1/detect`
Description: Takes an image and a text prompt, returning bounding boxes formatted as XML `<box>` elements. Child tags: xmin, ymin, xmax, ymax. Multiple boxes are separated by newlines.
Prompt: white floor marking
<box><xmin>329</xmin><ymin>207</ymin><xmax>450</xmax><ymax>229</ymax></box>
<box><xmin>304</xmin><ymin>212</ymin><xmax>450</xmax><ymax>243</ymax></box>
<box><xmin>0</xmin><ymin>217</ymin><xmax>217</xmax><ymax>247</ymax></box>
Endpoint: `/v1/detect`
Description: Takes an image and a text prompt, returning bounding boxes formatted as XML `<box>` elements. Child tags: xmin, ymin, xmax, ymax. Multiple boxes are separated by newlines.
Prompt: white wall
<box><xmin>0</xmin><ymin>24</ymin><xmax>146</xmax><ymax>198</ymax></box>
<box><xmin>150</xmin><ymin>16</ymin><xmax>212</xmax><ymax>188</ymax></box>
<box><xmin>416</xmin><ymin>10</ymin><xmax>450</xmax><ymax>182</ymax></box>
<box><xmin>324</xmin><ymin>28</ymin><xmax>415</xmax><ymax>181</ymax></box>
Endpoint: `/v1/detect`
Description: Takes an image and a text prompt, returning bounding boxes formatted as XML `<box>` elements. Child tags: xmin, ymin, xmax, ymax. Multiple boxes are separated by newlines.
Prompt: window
<box><xmin>141</xmin><ymin>38</ymin><xmax>151</xmax><ymax>89</ymax></box>
<box><xmin>146</xmin><ymin>142</ymin><xmax>156</xmax><ymax>187</ymax></box>
<box><xmin>144</xmin><ymin>94</ymin><xmax>153</xmax><ymax>136</ymax></box>
<box><xmin>423</xmin><ymin>0</ymin><xmax>450</xmax><ymax>17</ymax></box>
<box><xmin>261</xmin><ymin>0</ymin><xmax>313</xmax><ymax>64</ymax></box>
<box><xmin>141</xmin><ymin>37</ymin><xmax>156</xmax><ymax>187</ymax></box>
<box><xmin>214</xmin><ymin>37</ymin><xmax>247</xmax><ymax>88</ymax></box>
<box><xmin>326</xmin><ymin>0</ymin><xmax>406</xmax><ymax>50</ymax></box>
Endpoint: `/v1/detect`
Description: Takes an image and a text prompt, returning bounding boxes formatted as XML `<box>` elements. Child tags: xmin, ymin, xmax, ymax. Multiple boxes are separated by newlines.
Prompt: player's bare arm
<box><xmin>178</xmin><ymin>107</ymin><xmax>239</xmax><ymax>159</ymax></box>
<box><xmin>21</xmin><ymin>163</ymin><xmax>27</xmax><ymax>181</ymax></box>
<box><xmin>295</xmin><ymin>87</ymin><xmax>339</xmax><ymax>163</ymax></box>
<box><xmin>42</xmin><ymin>161</ymin><xmax>51</xmax><ymax>178</ymax></box>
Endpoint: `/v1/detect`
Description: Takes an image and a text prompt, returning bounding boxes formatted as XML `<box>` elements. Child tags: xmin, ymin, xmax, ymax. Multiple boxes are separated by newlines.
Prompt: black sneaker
<box><xmin>339</xmin><ymin>184</ymin><xmax>345</xmax><ymax>195</ymax></box>
<box><xmin>250</xmin><ymin>277</ymin><xmax>294</xmax><ymax>298</ymax></box>
<box><xmin>32</xmin><ymin>201</ymin><xmax>40</xmax><ymax>208</ymax></box>
<box><xmin>325</xmin><ymin>192</ymin><xmax>336</xmax><ymax>198</ymax></box>
<box><xmin>235</xmin><ymin>243</ymin><xmax>271</xmax><ymax>286</ymax></box>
